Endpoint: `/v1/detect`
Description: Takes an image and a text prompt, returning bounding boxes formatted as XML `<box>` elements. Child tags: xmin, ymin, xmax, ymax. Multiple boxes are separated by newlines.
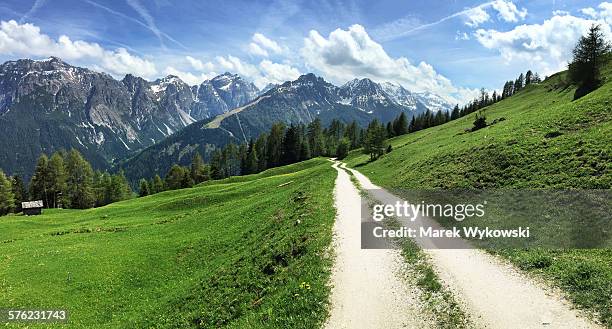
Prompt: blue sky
<box><xmin>0</xmin><ymin>0</ymin><xmax>611</xmax><ymax>103</ymax></box>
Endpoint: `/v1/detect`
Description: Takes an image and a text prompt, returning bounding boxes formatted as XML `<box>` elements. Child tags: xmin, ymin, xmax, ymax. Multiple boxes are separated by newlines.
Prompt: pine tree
<box><xmin>65</xmin><ymin>149</ymin><xmax>95</xmax><ymax>209</ymax></box>
<box><xmin>267</xmin><ymin>123</ymin><xmax>285</xmax><ymax>168</ymax></box>
<box><xmin>152</xmin><ymin>175</ymin><xmax>165</xmax><ymax>193</ymax></box>
<box><xmin>525</xmin><ymin>70</ymin><xmax>533</xmax><ymax>85</ymax></box>
<box><xmin>0</xmin><ymin>170</ymin><xmax>15</xmax><ymax>216</ymax></box>
<box><xmin>11</xmin><ymin>175</ymin><xmax>26</xmax><ymax>213</ymax></box>
<box><xmin>243</xmin><ymin>140</ymin><xmax>259</xmax><ymax>174</ymax></box>
<box><xmin>210</xmin><ymin>150</ymin><xmax>224</xmax><ymax>179</ymax></box>
<box><xmin>569</xmin><ymin>24</ymin><xmax>611</xmax><ymax>97</ymax></box>
<box><xmin>190</xmin><ymin>152</ymin><xmax>208</xmax><ymax>184</ymax></box>
<box><xmin>165</xmin><ymin>165</ymin><xmax>187</xmax><ymax>190</ymax></box>
<box><xmin>282</xmin><ymin>124</ymin><xmax>300</xmax><ymax>165</ymax></box>
<box><xmin>363</xmin><ymin>119</ymin><xmax>386</xmax><ymax>161</ymax></box>
<box><xmin>344</xmin><ymin>121</ymin><xmax>360</xmax><ymax>149</ymax></box>
<box><xmin>29</xmin><ymin>154</ymin><xmax>50</xmax><ymax>207</ymax></box>
<box><xmin>109</xmin><ymin>171</ymin><xmax>132</xmax><ymax>202</ymax></box>
<box><xmin>139</xmin><ymin>179</ymin><xmax>150</xmax><ymax>197</ymax></box>
<box><xmin>386</xmin><ymin>121</ymin><xmax>394</xmax><ymax>138</ymax></box>
<box><xmin>299</xmin><ymin>139</ymin><xmax>311</xmax><ymax>161</ymax></box>
<box><xmin>254</xmin><ymin>134</ymin><xmax>268</xmax><ymax>172</ymax></box>
<box><xmin>307</xmin><ymin>118</ymin><xmax>324</xmax><ymax>157</ymax></box>
<box><xmin>336</xmin><ymin>138</ymin><xmax>350</xmax><ymax>160</ymax></box>
<box><xmin>48</xmin><ymin>152</ymin><xmax>67</xmax><ymax>208</ymax></box>
<box><xmin>393</xmin><ymin>112</ymin><xmax>408</xmax><ymax>136</ymax></box>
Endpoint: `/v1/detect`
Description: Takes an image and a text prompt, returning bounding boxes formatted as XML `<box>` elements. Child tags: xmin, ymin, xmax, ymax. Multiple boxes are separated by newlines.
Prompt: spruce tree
<box><xmin>569</xmin><ymin>24</ymin><xmax>611</xmax><ymax>97</ymax></box>
<box><xmin>190</xmin><ymin>152</ymin><xmax>207</xmax><ymax>184</ymax></box>
<box><xmin>152</xmin><ymin>175</ymin><xmax>165</xmax><ymax>193</ymax></box>
<box><xmin>139</xmin><ymin>179</ymin><xmax>150</xmax><ymax>197</ymax></box>
<box><xmin>282</xmin><ymin>124</ymin><xmax>300</xmax><ymax>165</ymax></box>
<box><xmin>267</xmin><ymin>123</ymin><xmax>285</xmax><ymax>168</ymax></box>
<box><xmin>48</xmin><ymin>152</ymin><xmax>67</xmax><ymax>208</ymax></box>
<box><xmin>165</xmin><ymin>165</ymin><xmax>187</xmax><ymax>190</ymax></box>
<box><xmin>393</xmin><ymin>112</ymin><xmax>408</xmax><ymax>136</ymax></box>
<box><xmin>65</xmin><ymin>149</ymin><xmax>95</xmax><ymax>209</ymax></box>
<box><xmin>0</xmin><ymin>170</ymin><xmax>15</xmax><ymax>216</ymax></box>
<box><xmin>29</xmin><ymin>154</ymin><xmax>50</xmax><ymax>207</ymax></box>
<box><xmin>11</xmin><ymin>175</ymin><xmax>26</xmax><ymax>212</ymax></box>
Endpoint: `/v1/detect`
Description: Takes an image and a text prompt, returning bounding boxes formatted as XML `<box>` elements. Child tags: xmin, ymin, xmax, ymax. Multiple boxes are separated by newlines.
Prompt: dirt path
<box><xmin>325</xmin><ymin>162</ymin><xmax>430</xmax><ymax>329</ymax></box>
<box><xmin>342</xmin><ymin>163</ymin><xmax>602</xmax><ymax>329</ymax></box>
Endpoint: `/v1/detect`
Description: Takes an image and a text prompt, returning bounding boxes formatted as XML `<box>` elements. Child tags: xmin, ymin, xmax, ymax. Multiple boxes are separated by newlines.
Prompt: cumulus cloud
<box><xmin>215</xmin><ymin>55</ymin><xmax>300</xmax><ymax>88</ymax></box>
<box><xmin>185</xmin><ymin>55</ymin><xmax>214</xmax><ymax>71</ymax></box>
<box><xmin>465</xmin><ymin>6</ymin><xmax>491</xmax><ymax>27</ymax></box>
<box><xmin>491</xmin><ymin>0</ymin><xmax>527</xmax><ymax>22</ymax></box>
<box><xmin>257</xmin><ymin>60</ymin><xmax>300</xmax><ymax>85</ymax></box>
<box><xmin>0</xmin><ymin>20</ymin><xmax>157</xmax><ymax>78</ymax></box>
<box><xmin>301</xmin><ymin>24</ymin><xmax>477</xmax><ymax>104</ymax></box>
<box><xmin>582</xmin><ymin>2</ymin><xmax>612</xmax><ymax>24</ymax></box>
<box><xmin>247</xmin><ymin>33</ymin><xmax>285</xmax><ymax>57</ymax></box>
<box><xmin>463</xmin><ymin>0</ymin><xmax>526</xmax><ymax>27</ymax></box>
<box><xmin>474</xmin><ymin>10</ymin><xmax>612</xmax><ymax>75</ymax></box>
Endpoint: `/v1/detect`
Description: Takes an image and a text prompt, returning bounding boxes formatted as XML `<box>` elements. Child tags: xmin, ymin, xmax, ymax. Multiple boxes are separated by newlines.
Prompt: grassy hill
<box><xmin>0</xmin><ymin>158</ymin><xmax>336</xmax><ymax>328</ymax></box>
<box><xmin>345</xmin><ymin>63</ymin><xmax>611</xmax><ymax>325</ymax></box>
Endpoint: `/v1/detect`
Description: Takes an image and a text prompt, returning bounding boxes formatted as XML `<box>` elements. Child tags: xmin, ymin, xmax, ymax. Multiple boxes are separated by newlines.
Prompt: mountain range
<box><xmin>0</xmin><ymin>57</ymin><xmax>452</xmax><ymax>180</ymax></box>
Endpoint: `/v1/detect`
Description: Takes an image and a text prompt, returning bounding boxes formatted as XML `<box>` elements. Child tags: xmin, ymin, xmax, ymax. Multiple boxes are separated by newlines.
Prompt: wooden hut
<box><xmin>22</xmin><ymin>200</ymin><xmax>44</xmax><ymax>215</ymax></box>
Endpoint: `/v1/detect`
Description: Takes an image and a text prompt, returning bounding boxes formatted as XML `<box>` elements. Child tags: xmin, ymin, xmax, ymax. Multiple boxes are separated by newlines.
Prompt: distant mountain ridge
<box><xmin>0</xmin><ymin>57</ymin><xmax>259</xmax><ymax>178</ymax></box>
<box><xmin>0</xmin><ymin>57</ymin><xmax>453</xmax><ymax>180</ymax></box>
<box><xmin>120</xmin><ymin>73</ymin><xmax>453</xmax><ymax>182</ymax></box>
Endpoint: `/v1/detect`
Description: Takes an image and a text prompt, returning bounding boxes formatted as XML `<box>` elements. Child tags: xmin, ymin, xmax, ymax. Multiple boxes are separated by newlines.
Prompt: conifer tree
<box><xmin>48</xmin><ymin>152</ymin><xmax>67</xmax><ymax>208</ymax></box>
<box><xmin>0</xmin><ymin>170</ymin><xmax>15</xmax><ymax>216</ymax></box>
<box><xmin>139</xmin><ymin>179</ymin><xmax>150</xmax><ymax>197</ymax></box>
<box><xmin>569</xmin><ymin>24</ymin><xmax>611</xmax><ymax>97</ymax></box>
<box><xmin>29</xmin><ymin>154</ymin><xmax>50</xmax><ymax>207</ymax></box>
<box><xmin>190</xmin><ymin>152</ymin><xmax>208</xmax><ymax>184</ymax></box>
<box><xmin>11</xmin><ymin>175</ymin><xmax>26</xmax><ymax>213</ymax></box>
<box><xmin>65</xmin><ymin>149</ymin><xmax>95</xmax><ymax>209</ymax></box>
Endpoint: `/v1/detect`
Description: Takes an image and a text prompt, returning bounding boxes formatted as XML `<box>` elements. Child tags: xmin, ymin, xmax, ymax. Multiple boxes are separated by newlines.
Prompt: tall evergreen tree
<box><xmin>165</xmin><ymin>165</ymin><xmax>188</xmax><ymax>190</ymax></box>
<box><xmin>267</xmin><ymin>123</ymin><xmax>285</xmax><ymax>168</ymax></box>
<box><xmin>307</xmin><ymin>118</ymin><xmax>325</xmax><ymax>157</ymax></box>
<box><xmin>393</xmin><ymin>112</ymin><xmax>408</xmax><ymax>136</ymax></box>
<box><xmin>11</xmin><ymin>175</ymin><xmax>26</xmax><ymax>213</ymax></box>
<box><xmin>525</xmin><ymin>70</ymin><xmax>533</xmax><ymax>85</ymax></box>
<box><xmin>151</xmin><ymin>175</ymin><xmax>165</xmax><ymax>193</ymax></box>
<box><xmin>29</xmin><ymin>154</ymin><xmax>51</xmax><ymax>207</ymax></box>
<box><xmin>363</xmin><ymin>119</ymin><xmax>387</xmax><ymax>161</ymax></box>
<box><xmin>254</xmin><ymin>134</ymin><xmax>268</xmax><ymax>172</ymax></box>
<box><xmin>569</xmin><ymin>24</ymin><xmax>611</xmax><ymax>96</ymax></box>
<box><xmin>282</xmin><ymin>124</ymin><xmax>300</xmax><ymax>165</ymax></box>
<box><xmin>243</xmin><ymin>140</ymin><xmax>259</xmax><ymax>174</ymax></box>
<box><xmin>48</xmin><ymin>152</ymin><xmax>67</xmax><ymax>208</ymax></box>
<box><xmin>139</xmin><ymin>179</ymin><xmax>150</xmax><ymax>197</ymax></box>
<box><xmin>190</xmin><ymin>152</ymin><xmax>208</xmax><ymax>184</ymax></box>
<box><xmin>0</xmin><ymin>170</ymin><xmax>15</xmax><ymax>216</ymax></box>
<box><xmin>65</xmin><ymin>149</ymin><xmax>95</xmax><ymax>209</ymax></box>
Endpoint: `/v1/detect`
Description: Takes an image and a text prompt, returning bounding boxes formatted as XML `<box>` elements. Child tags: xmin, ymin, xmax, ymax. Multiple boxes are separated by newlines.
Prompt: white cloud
<box><xmin>185</xmin><ymin>55</ymin><xmax>214</xmax><ymax>71</ymax></box>
<box><xmin>247</xmin><ymin>42</ymin><xmax>269</xmax><ymax>57</ymax></box>
<box><xmin>465</xmin><ymin>6</ymin><xmax>491</xmax><ymax>27</ymax></box>
<box><xmin>582</xmin><ymin>2</ymin><xmax>612</xmax><ymax>24</ymax></box>
<box><xmin>301</xmin><ymin>24</ymin><xmax>477</xmax><ymax>105</ymax></box>
<box><xmin>215</xmin><ymin>55</ymin><xmax>299</xmax><ymax>88</ymax></box>
<box><xmin>455</xmin><ymin>31</ymin><xmax>471</xmax><ymax>40</ymax></box>
<box><xmin>581</xmin><ymin>7</ymin><xmax>598</xmax><ymax>18</ymax></box>
<box><xmin>163</xmin><ymin>66</ymin><xmax>217</xmax><ymax>85</ymax></box>
<box><xmin>257</xmin><ymin>60</ymin><xmax>300</xmax><ymax>85</ymax></box>
<box><xmin>252</xmin><ymin>33</ymin><xmax>283</xmax><ymax>53</ymax></box>
<box><xmin>474</xmin><ymin>11</ymin><xmax>612</xmax><ymax>75</ymax></box>
<box><xmin>491</xmin><ymin>0</ymin><xmax>527</xmax><ymax>22</ymax></box>
<box><xmin>553</xmin><ymin>10</ymin><xmax>570</xmax><ymax>16</ymax></box>
<box><xmin>0</xmin><ymin>20</ymin><xmax>157</xmax><ymax>78</ymax></box>
<box><xmin>247</xmin><ymin>33</ymin><xmax>285</xmax><ymax>57</ymax></box>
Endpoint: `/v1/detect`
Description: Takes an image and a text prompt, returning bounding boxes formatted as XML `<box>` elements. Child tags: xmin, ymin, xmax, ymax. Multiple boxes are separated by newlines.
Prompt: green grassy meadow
<box><xmin>0</xmin><ymin>158</ymin><xmax>336</xmax><ymax>328</ymax></box>
<box><xmin>345</xmin><ymin>65</ymin><xmax>612</xmax><ymax>325</ymax></box>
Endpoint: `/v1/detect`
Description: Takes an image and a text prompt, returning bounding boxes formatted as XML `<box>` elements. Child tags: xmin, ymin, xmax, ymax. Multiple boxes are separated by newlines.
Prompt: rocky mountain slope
<box><xmin>0</xmin><ymin>57</ymin><xmax>258</xmax><ymax>178</ymax></box>
<box><xmin>120</xmin><ymin>73</ymin><xmax>452</xmax><ymax>181</ymax></box>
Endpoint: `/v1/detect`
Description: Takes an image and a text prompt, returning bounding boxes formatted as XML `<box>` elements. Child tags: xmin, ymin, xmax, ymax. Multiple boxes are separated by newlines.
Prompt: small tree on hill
<box><xmin>139</xmin><ymin>179</ymin><xmax>150</xmax><ymax>197</ymax></box>
<box><xmin>569</xmin><ymin>24</ymin><xmax>611</xmax><ymax>98</ymax></box>
<box><xmin>11</xmin><ymin>175</ymin><xmax>26</xmax><ymax>213</ymax></box>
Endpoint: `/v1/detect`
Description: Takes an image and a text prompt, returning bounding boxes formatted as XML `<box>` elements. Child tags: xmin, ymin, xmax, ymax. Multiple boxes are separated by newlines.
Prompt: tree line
<box><xmin>137</xmin><ymin>118</ymin><xmax>368</xmax><ymax>196</ymax></box>
<box><xmin>0</xmin><ymin>149</ymin><xmax>133</xmax><ymax>216</ymax></box>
